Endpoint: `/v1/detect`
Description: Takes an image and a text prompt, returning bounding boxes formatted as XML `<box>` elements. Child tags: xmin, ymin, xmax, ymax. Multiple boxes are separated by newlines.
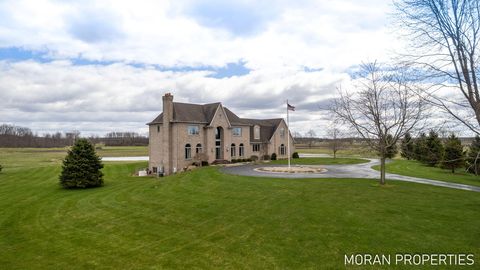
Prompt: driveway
<box><xmin>220</xmin><ymin>156</ymin><xmax>480</xmax><ymax>193</ymax></box>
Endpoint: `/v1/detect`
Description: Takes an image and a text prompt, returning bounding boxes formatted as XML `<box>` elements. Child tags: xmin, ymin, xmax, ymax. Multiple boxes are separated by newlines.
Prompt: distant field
<box><xmin>270</xmin><ymin>157</ymin><xmax>368</xmax><ymax>165</ymax></box>
<box><xmin>295</xmin><ymin>145</ymin><xmax>377</xmax><ymax>158</ymax></box>
<box><xmin>372</xmin><ymin>159</ymin><xmax>480</xmax><ymax>187</ymax></box>
<box><xmin>0</xmin><ymin>146</ymin><xmax>148</xmax><ymax>169</ymax></box>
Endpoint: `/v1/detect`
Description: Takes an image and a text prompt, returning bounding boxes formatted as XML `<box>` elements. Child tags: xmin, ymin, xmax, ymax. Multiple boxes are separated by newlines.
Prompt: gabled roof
<box><xmin>147</xmin><ymin>102</ymin><xmax>285</xmax><ymax>142</ymax></box>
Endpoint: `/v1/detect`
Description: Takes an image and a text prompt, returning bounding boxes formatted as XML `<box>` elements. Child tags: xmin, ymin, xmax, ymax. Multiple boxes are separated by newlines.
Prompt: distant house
<box><xmin>147</xmin><ymin>93</ymin><xmax>294</xmax><ymax>175</ymax></box>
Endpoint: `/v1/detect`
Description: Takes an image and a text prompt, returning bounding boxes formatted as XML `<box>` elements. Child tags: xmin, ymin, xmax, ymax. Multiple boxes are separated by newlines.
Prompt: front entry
<box><xmin>215</xmin><ymin>127</ymin><xmax>223</xmax><ymax>159</ymax></box>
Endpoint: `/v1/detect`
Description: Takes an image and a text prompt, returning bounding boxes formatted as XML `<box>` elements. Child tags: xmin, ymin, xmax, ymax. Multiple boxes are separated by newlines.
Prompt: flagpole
<box><xmin>287</xmin><ymin>100</ymin><xmax>291</xmax><ymax>171</ymax></box>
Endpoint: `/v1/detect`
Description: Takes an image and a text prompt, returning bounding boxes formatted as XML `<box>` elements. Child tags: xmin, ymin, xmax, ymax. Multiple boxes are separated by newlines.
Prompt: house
<box><xmin>147</xmin><ymin>93</ymin><xmax>295</xmax><ymax>175</ymax></box>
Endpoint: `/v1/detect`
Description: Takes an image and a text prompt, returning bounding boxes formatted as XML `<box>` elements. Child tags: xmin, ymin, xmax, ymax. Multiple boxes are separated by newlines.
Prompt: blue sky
<box><xmin>0</xmin><ymin>0</ymin><xmax>417</xmax><ymax>136</ymax></box>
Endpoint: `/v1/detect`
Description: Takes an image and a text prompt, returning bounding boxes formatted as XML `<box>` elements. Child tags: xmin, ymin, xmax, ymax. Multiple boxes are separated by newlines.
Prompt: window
<box><xmin>239</xmin><ymin>143</ymin><xmax>244</xmax><ymax>157</ymax></box>
<box><xmin>188</xmin><ymin>125</ymin><xmax>199</xmax><ymax>135</ymax></box>
<box><xmin>280</xmin><ymin>144</ymin><xmax>286</xmax><ymax>155</ymax></box>
<box><xmin>196</xmin><ymin>143</ymin><xmax>202</xmax><ymax>154</ymax></box>
<box><xmin>232</xmin><ymin>127</ymin><xmax>242</xmax><ymax>136</ymax></box>
<box><xmin>152</xmin><ymin>167</ymin><xmax>157</xmax><ymax>173</ymax></box>
<box><xmin>157</xmin><ymin>125</ymin><xmax>160</xmax><ymax>133</ymax></box>
<box><xmin>254</xmin><ymin>125</ymin><xmax>260</xmax><ymax>140</ymax></box>
<box><xmin>280</xmin><ymin>128</ymin><xmax>285</xmax><ymax>137</ymax></box>
<box><xmin>185</xmin><ymin>144</ymin><xmax>192</xmax><ymax>159</ymax></box>
<box><xmin>252</xmin><ymin>144</ymin><xmax>260</xmax><ymax>152</ymax></box>
<box><xmin>231</xmin><ymin>143</ymin><xmax>236</xmax><ymax>157</ymax></box>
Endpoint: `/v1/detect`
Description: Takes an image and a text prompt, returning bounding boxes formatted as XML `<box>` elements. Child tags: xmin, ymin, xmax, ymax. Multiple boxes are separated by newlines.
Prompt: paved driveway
<box><xmin>220</xmin><ymin>157</ymin><xmax>480</xmax><ymax>193</ymax></box>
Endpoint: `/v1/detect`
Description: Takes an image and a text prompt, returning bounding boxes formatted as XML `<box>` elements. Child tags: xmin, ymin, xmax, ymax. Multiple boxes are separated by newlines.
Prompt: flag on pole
<box><xmin>287</xmin><ymin>103</ymin><xmax>295</xmax><ymax>111</ymax></box>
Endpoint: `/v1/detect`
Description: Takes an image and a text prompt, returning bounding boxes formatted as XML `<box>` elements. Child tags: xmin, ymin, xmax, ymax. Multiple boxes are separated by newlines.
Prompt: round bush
<box><xmin>271</xmin><ymin>153</ymin><xmax>277</xmax><ymax>160</ymax></box>
<box><xmin>59</xmin><ymin>138</ymin><xmax>104</xmax><ymax>189</ymax></box>
<box><xmin>292</xmin><ymin>152</ymin><xmax>300</xmax><ymax>159</ymax></box>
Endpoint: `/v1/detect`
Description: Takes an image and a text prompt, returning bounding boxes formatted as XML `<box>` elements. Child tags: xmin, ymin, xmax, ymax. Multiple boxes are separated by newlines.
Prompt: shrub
<box><xmin>246</xmin><ymin>158</ymin><xmax>252</xmax><ymax>162</ymax></box>
<box><xmin>262</xmin><ymin>154</ymin><xmax>271</xmax><ymax>160</ymax></box>
<box><xmin>401</xmin><ymin>132</ymin><xmax>414</xmax><ymax>160</ymax></box>
<box><xmin>0</xmin><ymin>164</ymin><xmax>2</xmax><ymax>173</ymax></box>
<box><xmin>466</xmin><ymin>135</ymin><xmax>480</xmax><ymax>175</ymax></box>
<box><xmin>250</xmin><ymin>155</ymin><xmax>258</xmax><ymax>162</ymax></box>
<box><xmin>441</xmin><ymin>133</ymin><xmax>464</xmax><ymax>173</ymax></box>
<box><xmin>201</xmin><ymin>161</ymin><xmax>209</xmax><ymax>166</ymax></box>
<box><xmin>385</xmin><ymin>134</ymin><xmax>398</xmax><ymax>159</ymax></box>
<box><xmin>292</xmin><ymin>152</ymin><xmax>299</xmax><ymax>159</ymax></box>
<box><xmin>423</xmin><ymin>130</ymin><xmax>444</xmax><ymax>166</ymax></box>
<box><xmin>59</xmin><ymin>138</ymin><xmax>104</xmax><ymax>189</ymax></box>
<box><xmin>271</xmin><ymin>153</ymin><xmax>277</xmax><ymax>160</ymax></box>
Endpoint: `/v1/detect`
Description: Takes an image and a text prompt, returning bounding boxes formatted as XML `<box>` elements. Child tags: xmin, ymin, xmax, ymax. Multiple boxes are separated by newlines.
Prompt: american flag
<box><xmin>287</xmin><ymin>103</ymin><xmax>295</xmax><ymax>111</ymax></box>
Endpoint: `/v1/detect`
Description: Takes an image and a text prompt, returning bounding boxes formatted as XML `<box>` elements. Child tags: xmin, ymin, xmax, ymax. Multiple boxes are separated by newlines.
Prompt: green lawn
<box><xmin>372</xmin><ymin>159</ymin><xmax>480</xmax><ymax>187</ymax></box>
<box><xmin>0</xmin><ymin>149</ymin><xmax>479</xmax><ymax>269</ymax></box>
<box><xmin>270</xmin><ymin>157</ymin><xmax>369</xmax><ymax>165</ymax></box>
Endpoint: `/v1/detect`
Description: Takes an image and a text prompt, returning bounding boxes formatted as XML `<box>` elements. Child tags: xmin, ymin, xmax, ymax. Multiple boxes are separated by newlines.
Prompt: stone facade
<box><xmin>148</xmin><ymin>93</ymin><xmax>295</xmax><ymax>175</ymax></box>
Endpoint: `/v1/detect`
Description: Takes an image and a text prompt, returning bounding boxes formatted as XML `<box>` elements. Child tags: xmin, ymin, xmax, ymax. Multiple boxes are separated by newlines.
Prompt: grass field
<box><xmin>270</xmin><ymin>157</ymin><xmax>368</xmax><ymax>165</ymax></box>
<box><xmin>372</xmin><ymin>159</ymin><xmax>480</xmax><ymax>187</ymax></box>
<box><xmin>0</xmin><ymin>148</ymin><xmax>479</xmax><ymax>269</ymax></box>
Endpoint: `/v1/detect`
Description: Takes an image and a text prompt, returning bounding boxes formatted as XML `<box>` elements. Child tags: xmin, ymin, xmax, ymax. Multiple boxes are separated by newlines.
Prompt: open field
<box><xmin>0</xmin><ymin>148</ymin><xmax>479</xmax><ymax>269</ymax></box>
<box><xmin>270</xmin><ymin>157</ymin><xmax>369</xmax><ymax>165</ymax></box>
<box><xmin>372</xmin><ymin>159</ymin><xmax>480</xmax><ymax>187</ymax></box>
<box><xmin>0</xmin><ymin>146</ymin><xmax>148</xmax><ymax>169</ymax></box>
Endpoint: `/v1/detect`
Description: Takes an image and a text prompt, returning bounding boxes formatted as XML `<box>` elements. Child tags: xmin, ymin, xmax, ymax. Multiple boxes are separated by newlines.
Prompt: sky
<box><xmin>0</xmin><ymin>0</ymin><xmax>406</xmax><ymax>137</ymax></box>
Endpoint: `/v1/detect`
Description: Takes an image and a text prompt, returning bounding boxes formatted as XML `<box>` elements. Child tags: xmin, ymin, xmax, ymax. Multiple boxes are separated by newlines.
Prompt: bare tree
<box><xmin>333</xmin><ymin>62</ymin><xmax>427</xmax><ymax>185</ymax></box>
<box><xmin>395</xmin><ymin>0</ymin><xmax>480</xmax><ymax>134</ymax></box>
<box><xmin>326</xmin><ymin>120</ymin><xmax>345</xmax><ymax>159</ymax></box>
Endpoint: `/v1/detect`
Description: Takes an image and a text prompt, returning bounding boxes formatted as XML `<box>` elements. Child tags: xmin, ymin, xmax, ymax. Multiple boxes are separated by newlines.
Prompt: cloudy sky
<box><xmin>0</xmin><ymin>0</ymin><xmax>404</xmax><ymax>136</ymax></box>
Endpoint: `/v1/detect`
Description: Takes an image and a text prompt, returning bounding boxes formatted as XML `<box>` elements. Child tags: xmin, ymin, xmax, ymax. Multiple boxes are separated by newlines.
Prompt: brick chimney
<box><xmin>162</xmin><ymin>93</ymin><xmax>174</xmax><ymax>175</ymax></box>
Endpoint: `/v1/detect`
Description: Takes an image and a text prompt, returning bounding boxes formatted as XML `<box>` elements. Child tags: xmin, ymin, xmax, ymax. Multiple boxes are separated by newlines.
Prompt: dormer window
<box><xmin>254</xmin><ymin>125</ymin><xmax>260</xmax><ymax>140</ymax></box>
<box><xmin>188</xmin><ymin>125</ymin><xmax>199</xmax><ymax>135</ymax></box>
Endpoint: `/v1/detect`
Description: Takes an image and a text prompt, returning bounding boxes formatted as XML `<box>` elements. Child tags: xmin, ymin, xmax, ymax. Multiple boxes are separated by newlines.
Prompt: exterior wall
<box><xmin>207</xmin><ymin>106</ymin><xmax>232</xmax><ymax>163</ymax></box>
<box><xmin>148</xmin><ymin>124</ymin><xmax>163</xmax><ymax>172</ymax></box>
<box><xmin>171</xmin><ymin>123</ymin><xmax>207</xmax><ymax>171</ymax></box>
<box><xmin>269</xmin><ymin>120</ymin><xmax>295</xmax><ymax>159</ymax></box>
<box><xmin>230</xmin><ymin>125</ymin><xmax>250</xmax><ymax>160</ymax></box>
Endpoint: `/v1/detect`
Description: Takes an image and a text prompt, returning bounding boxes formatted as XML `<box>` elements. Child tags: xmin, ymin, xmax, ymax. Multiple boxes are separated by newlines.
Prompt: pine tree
<box><xmin>466</xmin><ymin>135</ymin><xmax>480</xmax><ymax>175</ymax></box>
<box><xmin>414</xmin><ymin>132</ymin><xmax>428</xmax><ymax>162</ymax></box>
<box><xmin>441</xmin><ymin>134</ymin><xmax>464</xmax><ymax>173</ymax></box>
<box><xmin>423</xmin><ymin>130</ymin><xmax>444</xmax><ymax>167</ymax></box>
<box><xmin>59</xmin><ymin>138</ymin><xmax>104</xmax><ymax>189</ymax></box>
<box><xmin>401</xmin><ymin>132</ymin><xmax>414</xmax><ymax>160</ymax></box>
<box><xmin>385</xmin><ymin>134</ymin><xmax>398</xmax><ymax>159</ymax></box>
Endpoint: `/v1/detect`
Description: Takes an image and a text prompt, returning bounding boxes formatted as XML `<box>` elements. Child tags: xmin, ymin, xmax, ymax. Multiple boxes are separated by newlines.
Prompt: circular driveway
<box><xmin>220</xmin><ymin>158</ymin><xmax>480</xmax><ymax>192</ymax></box>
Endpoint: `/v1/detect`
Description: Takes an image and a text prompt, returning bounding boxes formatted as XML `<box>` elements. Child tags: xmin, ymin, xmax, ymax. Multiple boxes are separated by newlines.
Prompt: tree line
<box><xmin>401</xmin><ymin>131</ymin><xmax>480</xmax><ymax>175</ymax></box>
<box><xmin>0</xmin><ymin>124</ymin><xmax>148</xmax><ymax>147</ymax></box>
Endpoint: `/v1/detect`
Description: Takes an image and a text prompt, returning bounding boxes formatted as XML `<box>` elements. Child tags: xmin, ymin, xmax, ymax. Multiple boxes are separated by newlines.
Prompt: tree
<box><xmin>423</xmin><ymin>130</ymin><xmax>445</xmax><ymax>166</ymax></box>
<box><xmin>333</xmin><ymin>62</ymin><xmax>426</xmax><ymax>185</ymax></box>
<box><xmin>395</xmin><ymin>0</ymin><xmax>480</xmax><ymax>134</ymax></box>
<box><xmin>327</xmin><ymin>121</ymin><xmax>345</xmax><ymax>158</ymax></box>
<box><xmin>385</xmin><ymin>134</ymin><xmax>398</xmax><ymax>159</ymax></box>
<box><xmin>59</xmin><ymin>138</ymin><xmax>104</xmax><ymax>189</ymax></box>
<box><xmin>414</xmin><ymin>132</ymin><xmax>428</xmax><ymax>161</ymax></box>
<box><xmin>401</xmin><ymin>132</ymin><xmax>415</xmax><ymax>159</ymax></box>
<box><xmin>466</xmin><ymin>135</ymin><xmax>480</xmax><ymax>175</ymax></box>
<box><xmin>305</xmin><ymin>129</ymin><xmax>317</xmax><ymax>148</ymax></box>
<box><xmin>441</xmin><ymin>133</ymin><xmax>464</xmax><ymax>173</ymax></box>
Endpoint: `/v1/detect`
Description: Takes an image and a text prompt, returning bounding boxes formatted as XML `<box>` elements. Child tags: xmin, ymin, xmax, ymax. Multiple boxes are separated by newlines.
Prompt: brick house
<box><xmin>147</xmin><ymin>93</ymin><xmax>295</xmax><ymax>175</ymax></box>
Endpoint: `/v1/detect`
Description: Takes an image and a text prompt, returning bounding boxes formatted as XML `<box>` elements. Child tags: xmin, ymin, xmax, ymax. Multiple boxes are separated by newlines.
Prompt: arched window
<box><xmin>231</xmin><ymin>143</ymin><xmax>236</xmax><ymax>157</ymax></box>
<box><xmin>280</xmin><ymin>144</ymin><xmax>286</xmax><ymax>155</ymax></box>
<box><xmin>196</xmin><ymin>143</ymin><xmax>202</xmax><ymax>154</ymax></box>
<box><xmin>185</xmin><ymin>144</ymin><xmax>192</xmax><ymax>159</ymax></box>
<box><xmin>254</xmin><ymin>125</ymin><xmax>260</xmax><ymax>140</ymax></box>
<box><xmin>239</xmin><ymin>143</ymin><xmax>244</xmax><ymax>157</ymax></box>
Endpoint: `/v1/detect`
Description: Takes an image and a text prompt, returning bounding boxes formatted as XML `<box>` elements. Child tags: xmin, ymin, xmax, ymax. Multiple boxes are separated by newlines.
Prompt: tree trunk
<box><xmin>380</xmin><ymin>157</ymin><xmax>386</xmax><ymax>185</ymax></box>
<box><xmin>333</xmin><ymin>150</ymin><xmax>337</xmax><ymax>159</ymax></box>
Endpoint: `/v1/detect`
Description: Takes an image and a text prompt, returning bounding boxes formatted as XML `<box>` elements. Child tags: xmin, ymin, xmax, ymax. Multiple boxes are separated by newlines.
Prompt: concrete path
<box><xmin>220</xmin><ymin>156</ymin><xmax>480</xmax><ymax>193</ymax></box>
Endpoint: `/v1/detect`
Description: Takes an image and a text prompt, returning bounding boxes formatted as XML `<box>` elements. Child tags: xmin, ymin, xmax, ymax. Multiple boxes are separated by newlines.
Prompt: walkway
<box><xmin>221</xmin><ymin>156</ymin><xmax>480</xmax><ymax>193</ymax></box>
